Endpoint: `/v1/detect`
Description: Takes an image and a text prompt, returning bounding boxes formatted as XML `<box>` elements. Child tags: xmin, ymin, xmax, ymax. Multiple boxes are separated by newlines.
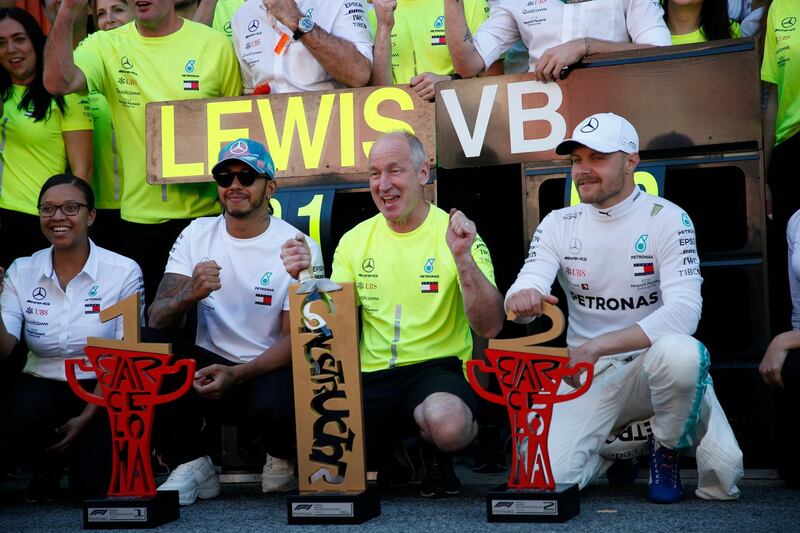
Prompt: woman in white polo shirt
<box><xmin>0</xmin><ymin>174</ymin><xmax>144</xmax><ymax>502</ymax></box>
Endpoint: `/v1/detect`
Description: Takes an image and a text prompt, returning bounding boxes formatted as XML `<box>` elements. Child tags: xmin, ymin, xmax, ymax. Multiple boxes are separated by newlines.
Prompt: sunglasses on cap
<box><xmin>212</xmin><ymin>169</ymin><xmax>267</xmax><ymax>188</ymax></box>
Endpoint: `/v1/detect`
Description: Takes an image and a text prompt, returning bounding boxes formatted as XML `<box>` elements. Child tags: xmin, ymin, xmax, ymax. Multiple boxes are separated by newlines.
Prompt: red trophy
<box><xmin>65</xmin><ymin>294</ymin><xmax>195</xmax><ymax>529</ymax></box>
<box><xmin>467</xmin><ymin>303</ymin><xmax>592</xmax><ymax>523</ymax></box>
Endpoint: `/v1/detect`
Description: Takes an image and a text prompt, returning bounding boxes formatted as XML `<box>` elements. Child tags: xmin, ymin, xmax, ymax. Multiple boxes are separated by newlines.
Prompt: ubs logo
<box><xmin>362</xmin><ymin>258</ymin><xmax>375</xmax><ymax>273</ymax></box>
<box><xmin>248</xmin><ymin>19</ymin><xmax>259</xmax><ymax>33</ymax></box>
<box><xmin>121</xmin><ymin>57</ymin><xmax>133</xmax><ymax>70</ymax></box>
<box><xmin>580</xmin><ymin>117</ymin><xmax>599</xmax><ymax>133</ymax></box>
<box><xmin>32</xmin><ymin>287</ymin><xmax>47</xmax><ymax>301</ymax></box>
<box><xmin>782</xmin><ymin>17</ymin><xmax>796</xmax><ymax>29</ymax></box>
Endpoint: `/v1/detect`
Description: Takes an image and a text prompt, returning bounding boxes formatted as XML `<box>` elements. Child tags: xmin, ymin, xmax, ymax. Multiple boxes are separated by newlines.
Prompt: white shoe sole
<box><xmin>261</xmin><ymin>477</ymin><xmax>297</xmax><ymax>493</ymax></box>
<box><xmin>175</xmin><ymin>476</ymin><xmax>221</xmax><ymax>506</ymax></box>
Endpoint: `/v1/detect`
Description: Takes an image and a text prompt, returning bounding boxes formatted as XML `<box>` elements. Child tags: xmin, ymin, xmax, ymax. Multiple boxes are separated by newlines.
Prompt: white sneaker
<box><xmin>158</xmin><ymin>456</ymin><xmax>220</xmax><ymax>505</ymax></box>
<box><xmin>261</xmin><ymin>454</ymin><xmax>297</xmax><ymax>493</ymax></box>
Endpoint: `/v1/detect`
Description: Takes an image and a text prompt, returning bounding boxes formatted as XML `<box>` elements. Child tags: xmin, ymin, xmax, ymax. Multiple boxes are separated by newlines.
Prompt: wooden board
<box><xmin>146</xmin><ymin>86</ymin><xmax>435</xmax><ymax>184</ymax></box>
<box><xmin>288</xmin><ymin>283</ymin><xmax>366</xmax><ymax>493</ymax></box>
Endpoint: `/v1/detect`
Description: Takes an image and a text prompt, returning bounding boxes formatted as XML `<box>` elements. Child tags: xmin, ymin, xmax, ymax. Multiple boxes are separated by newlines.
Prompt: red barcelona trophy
<box><xmin>467</xmin><ymin>303</ymin><xmax>593</xmax><ymax>523</ymax></box>
<box><xmin>65</xmin><ymin>294</ymin><xmax>195</xmax><ymax>529</ymax></box>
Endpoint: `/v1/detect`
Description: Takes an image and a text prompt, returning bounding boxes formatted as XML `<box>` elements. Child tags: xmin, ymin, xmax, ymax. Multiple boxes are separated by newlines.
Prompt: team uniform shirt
<box><xmin>88</xmin><ymin>91</ymin><xmax>120</xmax><ymax>210</ymax></box>
<box><xmin>788</xmin><ymin>210</ymin><xmax>800</xmax><ymax>330</ymax></box>
<box><xmin>165</xmin><ymin>215</ymin><xmax>323</xmax><ymax>363</ymax></box>
<box><xmin>367</xmin><ymin>0</ymin><xmax>488</xmax><ymax>83</ymax></box>
<box><xmin>473</xmin><ymin>0</ymin><xmax>671</xmax><ymax>72</ymax></box>
<box><xmin>213</xmin><ymin>0</ymin><xmax>246</xmax><ymax>38</ymax></box>
<box><xmin>670</xmin><ymin>20</ymin><xmax>742</xmax><ymax>45</ymax></box>
<box><xmin>0</xmin><ymin>242</ymin><xmax>144</xmax><ymax>381</ymax></box>
<box><xmin>507</xmin><ymin>188</ymin><xmax>703</xmax><ymax>349</ymax></box>
<box><xmin>74</xmin><ymin>20</ymin><xmax>243</xmax><ymax>224</ymax></box>
<box><xmin>0</xmin><ymin>87</ymin><xmax>92</xmax><ymax>215</ymax></box>
<box><xmin>232</xmin><ymin>0</ymin><xmax>373</xmax><ymax>94</ymax></box>
<box><xmin>331</xmin><ymin>205</ymin><xmax>497</xmax><ymax>373</ymax></box>
<box><xmin>761</xmin><ymin>0</ymin><xmax>800</xmax><ymax>146</ymax></box>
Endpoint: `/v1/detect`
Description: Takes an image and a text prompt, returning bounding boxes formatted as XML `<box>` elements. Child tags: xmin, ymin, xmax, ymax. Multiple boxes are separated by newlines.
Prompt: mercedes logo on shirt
<box><xmin>569</xmin><ymin>239</ymin><xmax>582</xmax><ymax>255</ymax></box>
<box><xmin>248</xmin><ymin>19</ymin><xmax>260</xmax><ymax>33</ymax></box>
<box><xmin>121</xmin><ymin>56</ymin><xmax>133</xmax><ymax>70</ymax></box>
<box><xmin>32</xmin><ymin>287</ymin><xmax>47</xmax><ymax>301</ymax></box>
<box><xmin>229</xmin><ymin>140</ymin><xmax>249</xmax><ymax>155</ymax></box>
<box><xmin>580</xmin><ymin>117</ymin><xmax>599</xmax><ymax>133</ymax></box>
<box><xmin>362</xmin><ymin>258</ymin><xmax>375</xmax><ymax>273</ymax></box>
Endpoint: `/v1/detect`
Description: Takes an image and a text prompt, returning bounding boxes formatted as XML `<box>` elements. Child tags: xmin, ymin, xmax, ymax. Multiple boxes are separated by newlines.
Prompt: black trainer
<box><xmin>420</xmin><ymin>448</ymin><xmax>460</xmax><ymax>498</ymax></box>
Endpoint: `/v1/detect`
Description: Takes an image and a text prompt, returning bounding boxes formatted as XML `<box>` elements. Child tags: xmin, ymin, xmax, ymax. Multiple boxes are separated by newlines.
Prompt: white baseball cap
<box><xmin>555</xmin><ymin>113</ymin><xmax>639</xmax><ymax>155</ymax></box>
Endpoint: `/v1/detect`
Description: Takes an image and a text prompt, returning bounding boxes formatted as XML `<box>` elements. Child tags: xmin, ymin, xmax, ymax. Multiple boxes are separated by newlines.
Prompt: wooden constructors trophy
<box><xmin>467</xmin><ymin>303</ymin><xmax>593</xmax><ymax>523</ymax></box>
<box><xmin>286</xmin><ymin>270</ymin><xmax>379</xmax><ymax>524</ymax></box>
<box><xmin>65</xmin><ymin>294</ymin><xmax>195</xmax><ymax>529</ymax></box>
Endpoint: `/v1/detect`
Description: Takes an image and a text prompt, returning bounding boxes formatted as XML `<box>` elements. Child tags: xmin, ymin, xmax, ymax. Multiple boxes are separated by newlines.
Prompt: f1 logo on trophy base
<box><xmin>65</xmin><ymin>294</ymin><xmax>195</xmax><ymax>529</ymax></box>
<box><xmin>467</xmin><ymin>303</ymin><xmax>593</xmax><ymax>523</ymax></box>
<box><xmin>286</xmin><ymin>269</ymin><xmax>379</xmax><ymax>525</ymax></box>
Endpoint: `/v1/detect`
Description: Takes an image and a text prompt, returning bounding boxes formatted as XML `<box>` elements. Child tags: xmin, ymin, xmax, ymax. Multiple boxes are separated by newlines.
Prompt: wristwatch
<box><xmin>292</xmin><ymin>13</ymin><xmax>315</xmax><ymax>40</ymax></box>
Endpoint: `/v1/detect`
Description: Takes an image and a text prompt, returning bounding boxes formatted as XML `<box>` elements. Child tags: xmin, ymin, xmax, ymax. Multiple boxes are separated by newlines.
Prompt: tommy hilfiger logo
<box><xmin>255</xmin><ymin>294</ymin><xmax>273</xmax><ymax>306</ymax></box>
<box><xmin>85</xmin><ymin>303</ymin><xmax>101</xmax><ymax>314</ymax></box>
<box><xmin>421</xmin><ymin>282</ymin><xmax>438</xmax><ymax>293</ymax></box>
<box><xmin>183</xmin><ymin>80</ymin><xmax>199</xmax><ymax>91</ymax></box>
<box><xmin>633</xmin><ymin>263</ymin><xmax>654</xmax><ymax>277</ymax></box>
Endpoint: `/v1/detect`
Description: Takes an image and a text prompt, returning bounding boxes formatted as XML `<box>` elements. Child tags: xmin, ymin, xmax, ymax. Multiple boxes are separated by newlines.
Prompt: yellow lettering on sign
<box><xmin>161</xmin><ymin>105</ymin><xmax>204</xmax><ymax>178</ymax></box>
<box><xmin>569</xmin><ymin>171</ymin><xmax>660</xmax><ymax>206</ymax></box>
<box><xmin>339</xmin><ymin>92</ymin><xmax>355</xmax><ymax>168</ymax></box>
<box><xmin>297</xmin><ymin>194</ymin><xmax>324</xmax><ymax>245</ymax></box>
<box><xmin>207</xmin><ymin>100</ymin><xmax>252</xmax><ymax>172</ymax></box>
<box><xmin>271</xmin><ymin>197</ymin><xmax>283</xmax><ymax>220</ymax></box>
<box><xmin>362</xmin><ymin>87</ymin><xmax>415</xmax><ymax>157</ymax></box>
<box><xmin>257</xmin><ymin>95</ymin><xmax>335</xmax><ymax>171</ymax></box>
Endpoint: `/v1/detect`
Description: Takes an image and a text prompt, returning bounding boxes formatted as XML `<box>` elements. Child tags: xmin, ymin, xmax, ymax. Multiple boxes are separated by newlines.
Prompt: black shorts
<box><xmin>361</xmin><ymin>357</ymin><xmax>477</xmax><ymax>462</ymax></box>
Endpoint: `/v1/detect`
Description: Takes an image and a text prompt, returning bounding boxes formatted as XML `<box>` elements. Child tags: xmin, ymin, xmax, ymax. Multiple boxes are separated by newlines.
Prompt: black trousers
<box><xmin>118</xmin><ymin>219</ymin><xmax>191</xmax><ymax>311</ymax></box>
<box><xmin>0</xmin><ymin>374</ymin><xmax>111</xmax><ymax>497</ymax></box>
<box><xmin>776</xmin><ymin>351</ymin><xmax>800</xmax><ymax>486</ymax></box>
<box><xmin>143</xmin><ymin>328</ymin><xmax>296</xmax><ymax>467</ymax></box>
<box><xmin>767</xmin><ymin>132</ymin><xmax>800</xmax><ymax>333</ymax></box>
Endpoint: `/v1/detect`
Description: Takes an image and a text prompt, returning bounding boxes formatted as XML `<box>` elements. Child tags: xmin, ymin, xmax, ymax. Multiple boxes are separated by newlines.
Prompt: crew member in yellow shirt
<box><xmin>43</xmin><ymin>0</ymin><xmax>243</xmax><ymax>305</ymax></box>
<box><xmin>0</xmin><ymin>7</ymin><xmax>93</xmax><ymax>268</ymax></box>
<box><xmin>281</xmin><ymin>132</ymin><xmax>504</xmax><ymax>498</ymax></box>
<box><xmin>369</xmin><ymin>0</ymin><xmax>500</xmax><ymax>101</ymax></box>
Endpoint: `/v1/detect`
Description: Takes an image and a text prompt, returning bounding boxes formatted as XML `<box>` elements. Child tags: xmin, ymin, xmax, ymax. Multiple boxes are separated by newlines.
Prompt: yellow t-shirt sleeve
<box><xmin>761</xmin><ymin>6</ymin><xmax>778</xmax><ymax>84</ymax></box>
<box><xmin>331</xmin><ymin>235</ymin><xmax>356</xmax><ymax>285</ymax></box>
<box><xmin>466</xmin><ymin>0</ymin><xmax>489</xmax><ymax>34</ymax></box>
<box><xmin>367</xmin><ymin>9</ymin><xmax>377</xmax><ymax>37</ymax></box>
<box><xmin>218</xmin><ymin>39</ymin><xmax>244</xmax><ymax>97</ymax></box>
<box><xmin>74</xmin><ymin>33</ymin><xmax>107</xmax><ymax>95</ymax></box>
<box><xmin>61</xmin><ymin>92</ymin><xmax>93</xmax><ymax>132</ymax></box>
<box><xmin>469</xmin><ymin>233</ymin><xmax>497</xmax><ymax>288</ymax></box>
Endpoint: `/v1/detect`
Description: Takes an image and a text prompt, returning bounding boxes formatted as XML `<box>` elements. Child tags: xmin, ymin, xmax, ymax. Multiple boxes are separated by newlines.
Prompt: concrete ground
<box><xmin>2</xmin><ymin>466</ymin><xmax>798</xmax><ymax>532</ymax></box>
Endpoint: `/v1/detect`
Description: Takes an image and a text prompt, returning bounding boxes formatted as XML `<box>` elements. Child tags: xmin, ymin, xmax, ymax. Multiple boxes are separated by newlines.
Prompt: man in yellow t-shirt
<box><xmin>281</xmin><ymin>132</ymin><xmax>504</xmax><ymax>498</ymax></box>
<box><xmin>369</xmin><ymin>0</ymin><xmax>493</xmax><ymax>101</ymax></box>
<box><xmin>761</xmin><ymin>1</ymin><xmax>800</xmax><ymax>341</ymax></box>
<box><xmin>44</xmin><ymin>0</ymin><xmax>242</xmax><ymax>304</ymax></box>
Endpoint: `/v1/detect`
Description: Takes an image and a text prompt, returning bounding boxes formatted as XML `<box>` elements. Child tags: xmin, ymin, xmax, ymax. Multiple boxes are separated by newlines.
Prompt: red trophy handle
<box><xmin>65</xmin><ymin>358</ymin><xmax>106</xmax><ymax>406</ymax></box>
<box><xmin>141</xmin><ymin>359</ymin><xmax>197</xmax><ymax>406</ymax></box>
<box><xmin>552</xmin><ymin>361</ymin><xmax>594</xmax><ymax>403</ymax></box>
<box><xmin>466</xmin><ymin>359</ymin><xmax>506</xmax><ymax>405</ymax></box>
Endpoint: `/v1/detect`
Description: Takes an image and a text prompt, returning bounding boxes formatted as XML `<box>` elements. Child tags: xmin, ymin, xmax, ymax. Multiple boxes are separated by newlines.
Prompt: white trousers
<box><xmin>523</xmin><ymin>334</ymin><xmax>743</xmax><ymax>500</ymax></box>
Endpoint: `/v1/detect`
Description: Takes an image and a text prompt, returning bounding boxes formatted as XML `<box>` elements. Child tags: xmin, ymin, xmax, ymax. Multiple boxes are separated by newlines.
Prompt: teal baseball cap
<box><xmin>212</xmin><ymin>138</ymin><xmax>276</xmax><ymax>178</ymax></box>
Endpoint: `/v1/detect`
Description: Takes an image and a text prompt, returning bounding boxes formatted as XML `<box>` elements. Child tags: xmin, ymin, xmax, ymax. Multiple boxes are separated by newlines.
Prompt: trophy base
<box><xmin>486</xmin><ymin>483</ymin><xmax>579</xmax><ymax>523</ymax></box>
<box><xmin>82</xmin><ymin>490</ymin><xmax>179</xmax><ymax>529</ymax></box>
<box><xmin>286</xmin><ymin>484</ymin><xmax>380</xmax><ymax>525</ymax></box>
